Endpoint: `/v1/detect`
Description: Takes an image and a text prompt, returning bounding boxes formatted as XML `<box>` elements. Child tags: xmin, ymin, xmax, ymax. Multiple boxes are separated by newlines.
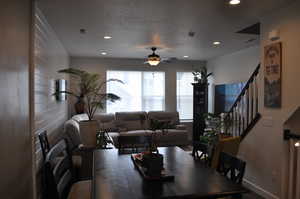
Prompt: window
<box><xmin>177</xmin><ymin>72</ymin><xmax>194</xmax><ymax>120</ymax></box>
<box><xmin>106</xmin><ymin>71</ymin><xmax>165</xmax><ymax>113</ymax></box>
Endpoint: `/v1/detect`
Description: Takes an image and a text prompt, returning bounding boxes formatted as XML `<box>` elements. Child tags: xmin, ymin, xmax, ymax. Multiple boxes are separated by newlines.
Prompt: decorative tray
<box><xmin>131</xmin><ymin>153</ymin><xmax>174</xmax><ymax>182</ymax></box>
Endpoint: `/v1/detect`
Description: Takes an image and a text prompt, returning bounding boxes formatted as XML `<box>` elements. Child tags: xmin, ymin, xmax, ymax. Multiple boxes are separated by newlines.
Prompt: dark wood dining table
<box><xmin>92</xmin><ymin>147</ymin><xmax>248</xmax><ymax>199</ymax></box>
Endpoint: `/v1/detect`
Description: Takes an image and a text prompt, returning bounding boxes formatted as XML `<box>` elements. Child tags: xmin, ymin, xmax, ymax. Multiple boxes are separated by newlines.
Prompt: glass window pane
<box><xmin>142</xmin><ymin>72</ymin><xmax>165</xmax><ymax>111</ymax></box>
<box><xmin>107</xmin><ymin>71</ymin><xmax>142</xmax><ymax>113</ymax></box>
<box><xmin>177</xmin><ymin>72</ymin><xmax>194</xmax><ymax>120</ymax></box>
<box><xmin>107</xmin><ymin>71</ymin><xmax>165</xmax><ymax>113</ymax></box>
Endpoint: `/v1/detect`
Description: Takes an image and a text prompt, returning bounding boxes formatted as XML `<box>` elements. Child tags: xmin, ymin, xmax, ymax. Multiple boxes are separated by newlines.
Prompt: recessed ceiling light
<box><xmin>183</xmin><ymin>55</ymin><xmax>189</xmax><ymax>58</ymax></box>
<box><xmin>104</xmin><ymin>36</ymin><xmax>112</xmax><ymax>39</ymax></box>
<box><xmin>101</xmin><ymin>52</ymin><xmax>107</xmax><ymax>55</ymax></box>
<box><xmin>213</xmin><ymin>41</ymin><xmax>221</xmax><ymax>45</ymax></box>
<box><xmin>229</xmin><ymin>0</ymin><xmax>241</xmax><ymax>5</ymax></box>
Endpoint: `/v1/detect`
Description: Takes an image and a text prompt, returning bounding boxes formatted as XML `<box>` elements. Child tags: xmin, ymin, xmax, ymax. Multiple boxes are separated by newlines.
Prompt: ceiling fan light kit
<box><xmin>147</xmin><ymin>47</ymin><xmax>161</xmax><ymax>66</ymax></box>
<box><xmin>229</xmin><ymin>0</ymin><xmax>241</xmax><ymax>5</ymax></box>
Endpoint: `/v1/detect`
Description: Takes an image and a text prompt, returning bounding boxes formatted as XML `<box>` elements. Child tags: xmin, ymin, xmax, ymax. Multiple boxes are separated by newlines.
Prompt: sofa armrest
<box><xmin>175</xmin><ymin>124</ymin><xmax>187</xmax><ymax>130</ymax></box>
<box><xmin>76</xmin><ymin>144</ymin><xmax>96</xmax><ymax>152</ymax></box>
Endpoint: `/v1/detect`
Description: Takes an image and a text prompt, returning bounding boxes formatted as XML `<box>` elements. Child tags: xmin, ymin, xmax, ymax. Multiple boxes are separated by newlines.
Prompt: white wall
<box><xmin>208</xmin><ymin>1</ymin><xmax>300</xmax><ymax>198</ymax></box>
<box><xmin>207</xmin><ymin>46</ymin><xmax>260</xmax><ymax>85</ymax></box>
<box><xmin>70</xmin><ymin>57</ymin><xmax>206</xmax><ymax>114</ymax></box>
<box><xmin>207</xmin><ymin>45</ymin><xmax>260</xmax><ymax>113</ymax></box>
<box><xmin>242</xmin><ymin>2</ymin><xmax>300</xmax><ymax>198</ymax></box>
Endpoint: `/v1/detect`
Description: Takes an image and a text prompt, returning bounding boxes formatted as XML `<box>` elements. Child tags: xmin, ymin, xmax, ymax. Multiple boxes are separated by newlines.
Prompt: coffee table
<box><xmin>92</xmin><ymin>147</ymin><xmax>248</xmax><ymax>199</ymax></box>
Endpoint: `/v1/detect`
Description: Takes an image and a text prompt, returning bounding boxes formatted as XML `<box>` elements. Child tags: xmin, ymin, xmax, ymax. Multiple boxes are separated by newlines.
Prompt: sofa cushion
<box><xmin>152</xmin><ymin>129</ymin><xmax>188</xmax><ymax>146</ymax></box>
<box><xmin>115</xmin><ymin>111</ymin><xmax>148</xmax><ymax>131</ymax></box>
<box><xmin>120</xmin><ymin>130</ymin><xmax>153</xmax><ymax>136</ymax></box>
<box><xmin>147</xmin><ymin>111</ymin><xmax>180</xmax><ymax>126</ymax></box>
<box><xmin>64</xmin><ymin>119</ymin><xmax>82</xmax><ymax>150</ymax></box>
<box><xmin>72</xmin><ymin>114</ymin><xmax>89</xmax><ymax>123</ymax></box>
<box><xmin>175</xmin><ymin>124</ymin><xmax>187</xmax><ymax>130</ymax></box>
<box><xmin>93</xmin><ymin>113</ymin><xmax>117</xmax><ymax>131</ymax></box>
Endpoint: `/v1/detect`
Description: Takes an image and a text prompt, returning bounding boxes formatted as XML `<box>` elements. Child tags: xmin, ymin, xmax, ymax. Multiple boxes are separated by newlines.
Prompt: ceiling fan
<box><xmin>144</xmin><ymin>47</ymin><xmax>177</xmax><ymax>66</ymax></box>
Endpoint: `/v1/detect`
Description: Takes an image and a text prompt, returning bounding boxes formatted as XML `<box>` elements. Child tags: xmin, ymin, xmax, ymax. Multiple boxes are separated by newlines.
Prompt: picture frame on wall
<box><xmin>264</xmin><ymin>42</ymin><xmax>282</xmax><ymax>108</ymax></box>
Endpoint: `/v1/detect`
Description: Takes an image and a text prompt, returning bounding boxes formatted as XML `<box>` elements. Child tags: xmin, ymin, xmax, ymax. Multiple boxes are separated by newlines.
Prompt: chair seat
<box><xmin>68</xmin><ymin>180</ymin><xmax>91</xmax><ymax>199</ymax></box>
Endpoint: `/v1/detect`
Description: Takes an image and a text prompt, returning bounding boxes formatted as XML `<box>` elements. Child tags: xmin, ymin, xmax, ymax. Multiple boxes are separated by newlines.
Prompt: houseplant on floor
<box><xmin>54</xmin><ymin>68</ymin><xmax>123</xmax><ymax>147</ymax></box>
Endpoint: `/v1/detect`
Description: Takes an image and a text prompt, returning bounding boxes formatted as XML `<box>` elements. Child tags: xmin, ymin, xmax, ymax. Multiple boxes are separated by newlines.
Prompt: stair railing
<box><xmin>225</xmin><ymin>64</ymin><xmax>261</xmax><ymax>138</ymax></box>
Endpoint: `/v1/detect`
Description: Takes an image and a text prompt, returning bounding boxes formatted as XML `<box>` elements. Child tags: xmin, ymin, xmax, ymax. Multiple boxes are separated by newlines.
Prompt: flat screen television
<box><xmin>214</xmin><ymin>82</ymin><xmax>245</xmax><ymax>115</ymax></box>
<box><xmin>55</xmin><ymin>79</ymin><xmax>67</xmax><ymax>101</ymax></box>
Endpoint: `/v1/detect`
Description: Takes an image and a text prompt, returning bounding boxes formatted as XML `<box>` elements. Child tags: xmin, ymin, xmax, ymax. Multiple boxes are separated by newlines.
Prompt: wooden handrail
<box><xmin>284</xmin><ymin>129</ymin><xmax>300</xmax><ymax>140</ymax></box>
<box><xmin>227</xmin><ymin>64</ymin><xmax>260</xmax><ymax>114</ymax></box>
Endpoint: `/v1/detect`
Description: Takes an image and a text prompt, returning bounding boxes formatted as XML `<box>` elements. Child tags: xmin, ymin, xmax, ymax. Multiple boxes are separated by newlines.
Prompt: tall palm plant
<box><xmin>54</xmin><ymin>68</ymin><xmax>123</xmax><ymax>120</ymax></box>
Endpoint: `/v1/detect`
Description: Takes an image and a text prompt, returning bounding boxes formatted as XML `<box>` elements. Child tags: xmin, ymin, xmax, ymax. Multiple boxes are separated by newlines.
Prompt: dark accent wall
<box><xmin>33</xmin><ymin>6</ymin><xmax>70</xmax><ymax>198</ymax></box>
<box><xmin>0</xmin><ymin>0</ymin><xmax>33</xmax><ymax>198</ymax></box>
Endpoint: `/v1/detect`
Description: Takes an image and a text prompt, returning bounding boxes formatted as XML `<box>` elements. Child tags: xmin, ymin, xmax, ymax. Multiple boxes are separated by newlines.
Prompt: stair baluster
<box><xmin>224</xmin><ymin>64</ymin><xmax>261</xmax><ymax>139</ymax></box>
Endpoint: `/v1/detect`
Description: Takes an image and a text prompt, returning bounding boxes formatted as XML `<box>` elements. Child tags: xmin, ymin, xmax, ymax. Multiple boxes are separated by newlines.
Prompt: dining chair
<box><xmin>39</xmin><ymin>131</ymin><xmax>83</xmax><ymax>179</ymax></box>
<box><xmin>217</xmin><ymin>152</ymin><xmax>246</xmax><ymax>184</ymax></box>
<box><xmin>44</xmin><ymin>139</ymin><xmax>91</xmax><ymax>199</ymax></box>
<box><xmin>38</xmin><ymin>131</ymin><xmax>51</xmax><ymax>160</ymax></box>
<box><xmin>216</xmin><ymin>152</ymin><xmax>247</xmax><ymax>199</ymax></box>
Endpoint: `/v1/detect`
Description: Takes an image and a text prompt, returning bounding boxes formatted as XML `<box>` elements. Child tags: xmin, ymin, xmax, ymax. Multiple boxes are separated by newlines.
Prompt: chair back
<box><xmin>217</xmin><ymin>152</ymin><xmax>246</xmax><ymax>184</ymax></box>
<box><xmin>39</xmin><ymin>131</ymin><xmax>50</xmax><ymax>159</ymax></box>
<box><xmin>45</xmin><ymin>139</ymin><xmax>73</xmax><ymax>199</ymax></box>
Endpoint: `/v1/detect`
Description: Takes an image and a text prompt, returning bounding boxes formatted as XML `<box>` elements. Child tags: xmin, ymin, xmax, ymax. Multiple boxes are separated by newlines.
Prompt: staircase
<box><xmin>225</xmin><ymin>64</ymin><xmax>261</xmax><ymax>140</ymax></box>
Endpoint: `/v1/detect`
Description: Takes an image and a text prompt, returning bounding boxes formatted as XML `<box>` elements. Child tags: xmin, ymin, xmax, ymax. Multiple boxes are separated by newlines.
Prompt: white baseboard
<box><xmin>243</xmin><ymin>179</ymin><xmax>280</xmax><ymax>199</ymax></box>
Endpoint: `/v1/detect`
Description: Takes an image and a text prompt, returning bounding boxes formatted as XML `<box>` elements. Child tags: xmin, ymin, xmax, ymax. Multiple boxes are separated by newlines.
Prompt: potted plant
<box><xmin>54</xmin><ymin>68</ymin><xmax>123</xmax><ymax>147</ymax></box>
<box><xmin>200</xmin><ymin>113</ymin><xmax>221</xmax><ymax>146</ymax></box>
<box><xmin>136</xmin><ymin>119</ymin><xmax>173</xmax><ymax>177</ymax></box>
<box><xmin>192</xmin><ymin>66</ymin><xmax>213</xmax><ymax>84</ymax></box>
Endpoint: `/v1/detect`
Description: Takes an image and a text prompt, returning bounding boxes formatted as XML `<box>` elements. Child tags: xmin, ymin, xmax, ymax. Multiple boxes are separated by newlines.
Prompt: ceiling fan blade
<box><xmin>161</xmin><ymin>57</ymin><xmax>178</xmax><ymax>63</ymax></box>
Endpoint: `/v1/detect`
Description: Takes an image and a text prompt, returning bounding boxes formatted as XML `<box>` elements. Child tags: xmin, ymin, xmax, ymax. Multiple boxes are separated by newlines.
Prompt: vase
<box><xmin>75</xmin><ymin>98</ymin><xmax>85</xmax><ymax>114</ymax></box>
<box><xmin>142</xmin><ymin>152</ymin><xmax>163</xmax><ymax>177</ymax></box>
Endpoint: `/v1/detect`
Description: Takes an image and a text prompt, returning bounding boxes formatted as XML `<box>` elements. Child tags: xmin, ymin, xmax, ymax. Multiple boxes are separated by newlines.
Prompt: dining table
<box><xmin>92</xmin><ymin>146</ymin><xmax>248</xmax><ymax>199</ymax></box>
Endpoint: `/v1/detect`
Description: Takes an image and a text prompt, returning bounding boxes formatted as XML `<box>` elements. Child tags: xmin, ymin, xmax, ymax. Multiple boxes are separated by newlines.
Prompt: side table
<box><xmin>97</xmin><ymin>130</ymin><xmax>115</xmax><ymax>149</ymax></box>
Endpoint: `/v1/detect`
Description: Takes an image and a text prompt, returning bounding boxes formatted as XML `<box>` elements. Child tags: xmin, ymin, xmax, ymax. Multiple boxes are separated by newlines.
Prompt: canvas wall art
<box><xmin>214</xmin><ymin>82</ymin><xmax>245</xmax><ymax>114</ymax></box>
<box><xmin>264</xmin><ymin>42</ymin><xmax>282</xmax><ymax>108</ymax></box>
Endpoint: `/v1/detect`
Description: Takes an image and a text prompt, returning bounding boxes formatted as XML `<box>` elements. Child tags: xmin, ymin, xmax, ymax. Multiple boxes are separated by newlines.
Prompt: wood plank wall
<box><xmin>0</xmin><ymin>0</ymin><xmax>33</xmax><ymax>198</ymax></box>
<box><xmin>34</xmin><ymin>7</ymin><xmax>70</xmax><ymax>198</ymax></box>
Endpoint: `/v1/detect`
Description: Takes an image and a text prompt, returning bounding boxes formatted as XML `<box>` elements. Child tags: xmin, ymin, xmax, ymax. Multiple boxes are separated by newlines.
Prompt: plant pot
<box><xmin>142</xmin><ymin>152</ymin><xmax>163</xmax><ymax>177</ymax></box>
<box><xmin>74</xmin><ymin>98</ymin><xmax>85</xmax><ymax>114</ymax></box>
<box><xmin>79</xmin><ymin>120</ymin><xmax>98</xmax><ymax>147</ymax></box>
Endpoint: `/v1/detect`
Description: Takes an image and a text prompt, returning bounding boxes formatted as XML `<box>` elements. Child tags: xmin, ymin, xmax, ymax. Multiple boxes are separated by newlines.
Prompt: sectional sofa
<box><xmin>64</xmin><ymin>111</ymin><xmax>189</xmax><ymax>149</ymax></box>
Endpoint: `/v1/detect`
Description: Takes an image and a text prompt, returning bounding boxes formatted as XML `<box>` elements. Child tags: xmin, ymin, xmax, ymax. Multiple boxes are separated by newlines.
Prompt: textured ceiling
<box><xmin>38</xmin><ymin>0</ymin><xmax>294</xmax><ymax>60</ymax></box>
